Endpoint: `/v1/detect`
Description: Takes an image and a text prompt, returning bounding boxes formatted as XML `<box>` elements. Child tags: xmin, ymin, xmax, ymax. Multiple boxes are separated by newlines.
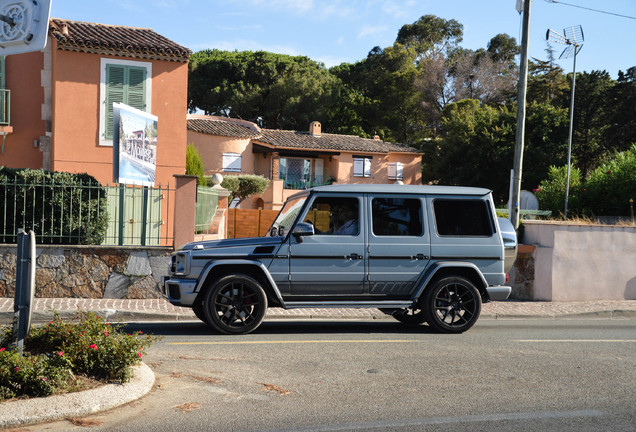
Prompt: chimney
<box><xmin>373</xmin><ymin>135</ymin><xmax>381</xmax><ymax>141</ymax></box>
<box><xmin>309</xmin><ymin>121</ymin><xmax>321</xmax><ymax>137</ymax></box>
<box><xmin>61</xmin><ymin>23</ymin><xmax>69</xmax><ymax>36</ymax></box>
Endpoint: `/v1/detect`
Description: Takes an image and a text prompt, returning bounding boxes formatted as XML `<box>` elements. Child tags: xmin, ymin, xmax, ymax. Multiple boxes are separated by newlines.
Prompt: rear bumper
<box><xmin>486</xmin><ymin>285</ymin><xmax>512</xmax><ymax>301</ymax></box>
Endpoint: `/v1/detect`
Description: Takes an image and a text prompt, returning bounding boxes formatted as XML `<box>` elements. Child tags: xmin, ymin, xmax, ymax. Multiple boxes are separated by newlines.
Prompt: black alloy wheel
<box><xmin>423</xmin><ymin>276</ymin><xmax>482</xmax><ymax>333</ymax></box>
<box><xmin>203</xmin><ymin>274</ymin><xmax>268</xmax><ymax>335</ymax></box>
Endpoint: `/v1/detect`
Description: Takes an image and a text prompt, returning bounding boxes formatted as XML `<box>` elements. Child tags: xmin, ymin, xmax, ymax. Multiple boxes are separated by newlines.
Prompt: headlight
<box><xmin>171</xmin><ymin>252</ymin><xmax>189</xmax><ymax>275</ymax></box>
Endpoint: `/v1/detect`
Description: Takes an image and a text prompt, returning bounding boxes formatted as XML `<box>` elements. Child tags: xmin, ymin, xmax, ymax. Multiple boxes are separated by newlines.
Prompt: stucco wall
<box><xmin>0</xmin><ymin>245</ymin><xmax>170</xmax><ymax>299</ymax></box>
<box><xmin>522</xmin><ymin>221</ymin><xmax>636</xmax><ymax>301</ymax></box>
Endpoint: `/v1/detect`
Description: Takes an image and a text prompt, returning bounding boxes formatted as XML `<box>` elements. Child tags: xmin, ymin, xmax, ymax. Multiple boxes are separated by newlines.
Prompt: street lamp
<box><xmin>546</xmin><ymin>25</ymin><xmax>584</xmax><ymax>220</ymax></box>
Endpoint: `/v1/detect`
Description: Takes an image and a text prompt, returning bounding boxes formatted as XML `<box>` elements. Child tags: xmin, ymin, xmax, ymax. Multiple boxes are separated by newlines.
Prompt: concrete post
<box><xmin>173</xmin><ymin>174</ymin><xmax>198</xmax><ymax>250</ymax></box>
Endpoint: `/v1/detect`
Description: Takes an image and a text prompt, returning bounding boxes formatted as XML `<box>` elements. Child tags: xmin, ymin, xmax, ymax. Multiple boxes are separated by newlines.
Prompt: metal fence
<box><xmin>1</xmin><ymin>177</ymin><xmax>175</xmax><ymax>246</ymax></box>
<box><xmin>194</xmin><ymin>185</ymin><xmax>219</xmax><ymax>234</ymax></box>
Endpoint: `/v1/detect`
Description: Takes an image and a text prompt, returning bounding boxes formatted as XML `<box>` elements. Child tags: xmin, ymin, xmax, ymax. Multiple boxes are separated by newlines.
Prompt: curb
<box><xmin>0</xmin><ymin>363</ymin><xmax>155</xmax><ymax>428</ymax></box>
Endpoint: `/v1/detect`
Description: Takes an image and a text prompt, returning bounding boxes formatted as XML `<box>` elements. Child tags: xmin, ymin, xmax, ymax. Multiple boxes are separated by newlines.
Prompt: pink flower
<box><xmin>90</xmin><ymin>344</ymin><xmax>98</xmax><ymax>350</ymax></box>
<box><xmin>49</xmin><ymin>321</ymin><xmax>53</xmax><ymax>324</ymax></box>
<box><xmin>138</xmin><ymin>352</ymin><xmax>142</xmax><ymax>358</ymax></box>
<box><xmin>42</xmin><ymin>377</ymin><xmax>47</xmax><ymax>381</ymax></box>
<box><xmin>104</xmin><ymin>331</ymin><xmax>109</xmax><ymax>337</ymax></box>
<box><xmin>0</xmin><ymin>347</ymin><xmax>5</xmax><ymax>352</ymax></box>
<box><xmin>15</xmin><ymin>367</ymin><xmax>19</xmax><ymax>372</ymax></box>
<box><xmin>58</xmin><ymin>351</ymin><xmax>63</xmax><ymax>356</ymax></box>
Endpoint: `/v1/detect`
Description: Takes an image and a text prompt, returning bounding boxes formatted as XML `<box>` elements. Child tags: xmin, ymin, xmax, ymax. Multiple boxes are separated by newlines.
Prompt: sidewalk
<box><xmin>1</xmin><ymin>297</ymin><xmax>636</xmax><ymax>325</ymax></box>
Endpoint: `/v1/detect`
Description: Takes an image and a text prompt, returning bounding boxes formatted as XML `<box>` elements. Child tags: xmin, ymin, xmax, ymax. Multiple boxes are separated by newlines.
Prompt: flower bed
<box><xmin>0</xmin><ymin>312</ymin><xmax>159</xmax><ymax>400</ymax></box>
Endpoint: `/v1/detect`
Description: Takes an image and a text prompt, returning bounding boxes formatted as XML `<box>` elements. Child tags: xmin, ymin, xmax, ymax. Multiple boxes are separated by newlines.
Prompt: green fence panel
<box><xmin>195</xmin><ymin>186</ymin><xmax>219</xmax><ymax>234</ymax></box>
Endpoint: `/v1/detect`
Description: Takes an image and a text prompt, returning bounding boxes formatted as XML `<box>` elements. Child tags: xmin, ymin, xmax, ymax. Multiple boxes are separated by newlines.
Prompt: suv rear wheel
<box><xmin>203</xmin><ymin>274</ymin><xmax>268</xmax><ymax>335</ymax></box>
<box><xmin>423</xmin><ymin>276</ymin><xmax>481</xmax><ymax>333</ymax></box>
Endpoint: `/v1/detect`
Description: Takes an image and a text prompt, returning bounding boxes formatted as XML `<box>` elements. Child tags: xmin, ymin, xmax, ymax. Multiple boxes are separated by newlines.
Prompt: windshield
<box><xmin>268</xmin><ymin>195</ymin><xmax>308</xmax><ymax>236</ymax></box>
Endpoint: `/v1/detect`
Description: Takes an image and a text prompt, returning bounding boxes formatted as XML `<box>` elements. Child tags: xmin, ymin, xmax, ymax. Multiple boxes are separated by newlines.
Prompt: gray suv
<box><xmin>162</xmin><ymin>184</ymin><xmax>517</xmax><ymax>334</ymax></box>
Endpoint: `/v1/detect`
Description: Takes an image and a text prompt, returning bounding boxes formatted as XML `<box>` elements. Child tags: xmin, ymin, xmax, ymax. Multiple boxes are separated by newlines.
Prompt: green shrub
<box><xmin>535</xmin><ymin>165</ymin><xmax>583</xmax><ymax>217</ymax></box>
<box><xmin>0</xmin><ymin>168</ymin><xmax>108</xmax><ymax>244</ymax></box>
<box><xmin>0</xmin><ymin>312</ymin><xmax>159</xmax><ymax>401</ymax></box>
<box><xmin>215</xmin><ymin>174</ymin><xmax>269</xmax><ymax>205</ymax></box>
<box><xmin>584</xmin><ymin>144</ymin><xmax>636</xmax><ymax>216</ymax></box>
<box><xmin>185</xmin><ymin>143</ymin><xmax>206</xmax><ymax>185</ymax></box>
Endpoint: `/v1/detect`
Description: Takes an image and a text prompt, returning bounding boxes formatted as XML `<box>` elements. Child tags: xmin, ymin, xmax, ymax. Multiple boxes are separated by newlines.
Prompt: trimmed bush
<box><xmin>0</xmin><ymin>168</ymin><xmax>108</xmax><ymax>244</ymax></box>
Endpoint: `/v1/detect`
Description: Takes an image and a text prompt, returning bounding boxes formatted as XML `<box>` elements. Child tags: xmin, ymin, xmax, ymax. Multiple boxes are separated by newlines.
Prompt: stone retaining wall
<box><xmin>0</xmin><ymin>245</ymin><xmax>171</xmax><ymax>299</ymax></box>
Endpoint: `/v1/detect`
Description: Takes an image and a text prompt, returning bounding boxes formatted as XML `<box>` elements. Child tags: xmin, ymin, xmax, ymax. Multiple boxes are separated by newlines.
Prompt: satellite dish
<box><xmin>0</xmin><ymin>0</ymin><xmax>51</xmax><ymax>55</ymax></box>
<box><xmin>519</xmin><ymin>190</ymin><xmax>539</xmax><ymax>210</ymax></box>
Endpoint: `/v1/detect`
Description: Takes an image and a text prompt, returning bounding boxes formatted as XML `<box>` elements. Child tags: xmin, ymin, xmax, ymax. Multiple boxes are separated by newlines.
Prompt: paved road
<box><xmin>21</xmin><ymin>319</ymin><xmax>636</xmax><ymax>431</ymax></box>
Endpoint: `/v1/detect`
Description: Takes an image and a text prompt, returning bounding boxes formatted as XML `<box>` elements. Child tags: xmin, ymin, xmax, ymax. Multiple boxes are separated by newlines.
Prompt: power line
<box><xmin>544</xmin><ymin>0</ymin><xmax>636</xmax><ymax>20</ymax></box>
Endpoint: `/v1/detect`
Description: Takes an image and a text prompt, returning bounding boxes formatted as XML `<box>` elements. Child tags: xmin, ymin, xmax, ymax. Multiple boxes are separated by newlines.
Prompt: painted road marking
<box><xmin>168</xmin><ymin>339</ymin><xmax>416</xmax><ymax>346</ymax></box>
<box><xmin>517</xmin><ymin>339</ymin><xmax>636</xmax><ymax>343</ymax></box>
<box><xmin>250</xmin><ymin>410</ymin><xmax>605</xmax><ymax>432</ymax></box>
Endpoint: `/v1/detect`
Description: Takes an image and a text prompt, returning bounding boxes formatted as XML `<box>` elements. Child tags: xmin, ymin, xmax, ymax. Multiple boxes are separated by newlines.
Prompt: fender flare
<box><xmin>412</xmin><ymin>261</ymin><xmax>488</xmax><ymax>301</ymax></box>
<box><xmin>195</xmin><ymin>259</ymin><xmax>286</xmax><ymax>308</ymax></box>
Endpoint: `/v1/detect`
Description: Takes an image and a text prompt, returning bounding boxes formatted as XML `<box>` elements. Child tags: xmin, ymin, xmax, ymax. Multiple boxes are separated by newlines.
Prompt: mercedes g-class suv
<box><xmin>162</xmin><ymin>184</ymin><xmax>517</xmax><ymax>334</ymax></box>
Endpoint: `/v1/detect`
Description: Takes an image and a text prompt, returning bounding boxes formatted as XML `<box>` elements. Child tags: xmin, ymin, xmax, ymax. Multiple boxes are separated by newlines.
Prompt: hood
<box><xmin>180</xmin><ymin>236</ymin><xmax>284</xmax><ymax>251</ymax></box>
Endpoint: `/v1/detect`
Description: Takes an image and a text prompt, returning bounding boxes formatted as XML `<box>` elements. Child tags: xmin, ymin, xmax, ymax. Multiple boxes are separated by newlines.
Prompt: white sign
<box><xmin>0</xmin><ymin>0</ymin><xmax>51</xmax><ymax>55</ymax></box>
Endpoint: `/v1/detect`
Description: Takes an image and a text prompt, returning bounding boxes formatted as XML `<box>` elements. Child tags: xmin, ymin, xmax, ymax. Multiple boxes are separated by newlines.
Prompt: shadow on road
<box><xmin>120</xmin><ymin>319</ymin><xmax>439</xmax><ymax>337</ymax></box>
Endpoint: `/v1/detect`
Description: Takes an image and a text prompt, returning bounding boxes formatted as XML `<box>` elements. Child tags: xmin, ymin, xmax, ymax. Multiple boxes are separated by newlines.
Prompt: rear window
<box><xmin>372</xmin><ymin>197</ymin><xmax>423</xmax><ymax>236</ymax></box>
<box><xmin>433</xmin><ymin>199</ymin><xmax>493</xmax><ymax>236</ymax></box>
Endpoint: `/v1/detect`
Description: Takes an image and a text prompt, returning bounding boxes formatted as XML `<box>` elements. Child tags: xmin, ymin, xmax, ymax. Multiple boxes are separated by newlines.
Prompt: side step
<box><xmin>283</xmin><ymin>301</ymin><xmax>414</xmax><ymax>309</ymax></box>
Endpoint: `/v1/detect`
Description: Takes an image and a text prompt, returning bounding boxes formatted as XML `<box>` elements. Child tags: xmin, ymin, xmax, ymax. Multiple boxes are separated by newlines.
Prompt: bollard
<box><xmin>12</xmin><ymin>229</ymin><xmax>36</xmax><ymax>355</ymax></box>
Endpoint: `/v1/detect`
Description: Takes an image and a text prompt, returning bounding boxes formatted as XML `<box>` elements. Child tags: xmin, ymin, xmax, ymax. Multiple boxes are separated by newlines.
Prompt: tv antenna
<box><xmin>0</xmin><ymin>0</ymin><xmax>52</xmax><ymax>55</ymax></box>
<box><xmin>546</xmin><ymin>25</ymin><xmax>584</xmax><ymax>220</ymax></box>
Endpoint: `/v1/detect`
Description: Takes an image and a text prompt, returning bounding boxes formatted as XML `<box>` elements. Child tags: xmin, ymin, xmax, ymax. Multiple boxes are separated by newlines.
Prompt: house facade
<box><xmin>187</xmin><ymin>115</ymin><xmax>423</xmax><ymax>210</ymax></box>
<box><xmin>0</xmin><ymin>18</ymin><xmax>190</xmax><ymax>188</ymax></box>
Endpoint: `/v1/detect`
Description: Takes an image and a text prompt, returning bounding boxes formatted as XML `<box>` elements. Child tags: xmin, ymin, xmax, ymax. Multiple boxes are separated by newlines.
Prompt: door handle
<box><xmin>346</xmin><ymin>253</ymin><xmax>363</xmax><ymax>260</ymax></box>
<box><xmin>413</xmin><ymin>253</ymin><xmax>428</xmax><ymax>260</ymax></box>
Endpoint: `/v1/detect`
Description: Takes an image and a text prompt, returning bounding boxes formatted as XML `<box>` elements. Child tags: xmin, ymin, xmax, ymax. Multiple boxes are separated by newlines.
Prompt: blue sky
<box><xmin>51</xmin><ymin>0</ymin><xmax>636</xmax><ymax>77</ymax></box>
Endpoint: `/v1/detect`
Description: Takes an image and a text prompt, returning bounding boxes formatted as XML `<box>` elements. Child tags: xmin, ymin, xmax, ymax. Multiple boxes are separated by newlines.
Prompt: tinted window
<box><xmin>305</xmin><ymin>197</ymin><xmax>359</xmax><ymax>236</ymax></box>
<box><xmin>434</xmin><ymin>199</ymin><xmax>493</xmax><ymax>236</ymax></box>
<box><xmin>372</xmin><ymin>198</ymin><xmax>423</xmax><ymax>236</ymax></box>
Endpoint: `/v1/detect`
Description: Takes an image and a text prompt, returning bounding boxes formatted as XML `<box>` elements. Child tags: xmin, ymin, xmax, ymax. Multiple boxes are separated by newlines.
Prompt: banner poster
<box><xmin>112</xmin><ymin>103</ymin><xmax>157</xmax><ymax>186</ymax></box>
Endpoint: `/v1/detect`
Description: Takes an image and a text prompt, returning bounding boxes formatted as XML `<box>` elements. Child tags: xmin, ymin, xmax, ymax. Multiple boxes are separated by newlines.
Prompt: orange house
<box><xmin>187</xmin><ymin>115</ymin><xmax>423</xmax><ymax>210</ymax></box>
<box><xmin>0</xmin><ymin>18</ymin><xmax>190</xmax><ymax>193</ymax></box>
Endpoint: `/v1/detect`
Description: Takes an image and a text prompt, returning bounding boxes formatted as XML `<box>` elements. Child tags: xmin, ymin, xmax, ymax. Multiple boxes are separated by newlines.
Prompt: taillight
<box><xmin>505</xmin><ymin>273</ymin><xmax>510</xmax><ymax>283</ymax></box>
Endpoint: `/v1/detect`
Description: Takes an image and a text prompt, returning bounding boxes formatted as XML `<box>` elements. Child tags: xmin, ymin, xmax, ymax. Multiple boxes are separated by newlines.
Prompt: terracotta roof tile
<box><xmin>256</xmin><ymin>130</ymin><xmax>420</xmax><ymax>154</ymax></box>
<box><xmin>185</xmin><ymin>116</ymin><xmax>420</xmax><ymax>154</ymax></box>
<box><xmin>187</xmin><ymin>118</ymin><xmax>261</xmax><ymax>138</ymax></box>
<box><xmin>49</xmin><ymin>18</ymin><xmax>191</xmax><ymax>62</ymax></box>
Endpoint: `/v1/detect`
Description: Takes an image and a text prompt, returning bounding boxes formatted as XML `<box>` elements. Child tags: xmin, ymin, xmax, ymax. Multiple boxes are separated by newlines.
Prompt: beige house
<box><xmin>187</xmin><ymin>115</ymin><xmax>423</xmax><ymax>210</ymax></box>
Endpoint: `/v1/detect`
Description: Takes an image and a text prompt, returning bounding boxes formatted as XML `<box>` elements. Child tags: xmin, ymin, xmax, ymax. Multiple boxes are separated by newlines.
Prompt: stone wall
<box><xmin>0</xmin><ymin>245</ymin><xmax>171</xmax><ymax>299</ymax></box>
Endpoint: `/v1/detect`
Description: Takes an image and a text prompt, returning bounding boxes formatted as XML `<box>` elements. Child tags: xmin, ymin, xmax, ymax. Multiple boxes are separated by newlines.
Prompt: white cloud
<box><xmin>357</xmin><ymin>24</ymin><xmax>389</xmax><ymax>40</ymax></box>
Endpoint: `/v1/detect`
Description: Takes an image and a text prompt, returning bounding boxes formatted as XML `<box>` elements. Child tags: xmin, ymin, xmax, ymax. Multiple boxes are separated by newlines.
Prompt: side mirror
<box><xmin>292</xmin><ymin>222</ymin><xmax>315</xmax><ymax>241</ymax></box>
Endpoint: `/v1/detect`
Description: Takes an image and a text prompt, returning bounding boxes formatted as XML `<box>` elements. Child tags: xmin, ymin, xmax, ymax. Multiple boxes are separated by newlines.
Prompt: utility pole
<box><xmin>510</xmin><ymin>0</ymin><xmax>531</xmax><ymax>229</ymax></box>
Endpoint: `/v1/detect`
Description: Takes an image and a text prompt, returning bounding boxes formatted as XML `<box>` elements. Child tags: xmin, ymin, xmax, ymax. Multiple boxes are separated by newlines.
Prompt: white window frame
<box><xmin>222</xmin><ymin>152</ymin><xmax>242</xmax><ymax>172</ymax></box>
<box><xmin>99</xmin><ymin>58</ymin><xmax>152</xmax><ymax>147</ymax></box>
<box><xmin>387</xmin><ymin>162</ymin><xmax>404</xmax><ymax>180</ymax></box>
<box><xmin>353</xmin><ymin>156</ymin><xmax>372</xmax><ymax>177</ymax></box>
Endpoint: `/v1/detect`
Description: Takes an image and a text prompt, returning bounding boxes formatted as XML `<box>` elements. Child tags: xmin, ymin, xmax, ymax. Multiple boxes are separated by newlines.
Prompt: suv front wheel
<box><xmin>423</xmin><ymin>276</ymin><xmax>482</xmax><ymax>333</ymax></box>
<box><xmin>203</xmin><ymin>274</ymin><xmax>268</xmax><ymax>334</ymax></box>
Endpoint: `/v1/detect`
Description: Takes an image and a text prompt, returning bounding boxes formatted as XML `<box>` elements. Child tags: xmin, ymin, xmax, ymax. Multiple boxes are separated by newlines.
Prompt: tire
<box><xmin>422</xmin><ymin>276</ymin><xmax>481</xmax><ymax>333</ymax></box>
<box><xmin>192</xmin><ymin>301</ymin><xmax>207</xmax><ymax>323</ymax></box>
<box><xmin>203</xmin><ymin>274</ymin><xmax>268</xmax><ymax>335</ymax></box>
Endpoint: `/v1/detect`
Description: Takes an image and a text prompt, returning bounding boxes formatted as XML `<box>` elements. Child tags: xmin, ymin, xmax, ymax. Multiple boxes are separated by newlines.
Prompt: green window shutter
<box><xmin>127</xmin><ymin>67</ymin><xmax>146</xmax><ymax>111</ymax></box>
<box><xmin>104</xmin><ymin>64</ymin><xmax>147</xmax><ymax>140</ymax></box>
<box><xmin>105</xmin><ymin>64</ymin><xmax>125</xmax><ymax>140</ymax></box>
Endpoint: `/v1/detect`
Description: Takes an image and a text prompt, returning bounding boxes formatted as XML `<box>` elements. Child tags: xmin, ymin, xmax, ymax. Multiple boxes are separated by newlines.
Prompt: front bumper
<box><xmin>161</xmin><ymin>276</ymin><xmax>198</xmax><ymax>307</ymax></box>
<box><xmin>485</xmin><ymin>285</ymin><xmax>512</xmax><ymax>301</ymax></box>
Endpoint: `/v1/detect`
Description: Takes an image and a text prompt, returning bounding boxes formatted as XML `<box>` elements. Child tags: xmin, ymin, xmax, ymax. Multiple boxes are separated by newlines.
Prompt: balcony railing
<box><xmin>281</xmin><ymin>175</ymin><xmax>334</xmax><ymax>190</ymax></box>
<box><xmin>0</xmin><ymin>89</ymin><xmax>9</xmax><ymax>125</ymax></box>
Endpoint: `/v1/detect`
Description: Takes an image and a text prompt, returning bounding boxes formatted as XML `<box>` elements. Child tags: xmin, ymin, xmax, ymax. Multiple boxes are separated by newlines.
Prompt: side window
<box><xmin>372</xmin><ymin>198</ymin><xmax>423</xmax><ymax>236</ymax></box>
<box><xmin>304</xmin><ymin>197</ymin><xmax>359</xmax><ymax>236</ymax></box>
<box><xmin>222</xmin><ymin>153</ymin><xmax>242</xmax><ymax>172</ymax></box>
<box><xmin>433</xmin><ymin>199</ymin><xmax>494</xmax><ymax>236</ymax></box>
<box><xmin>353</xmin><ymin>156</ymin><xmax>371</xmax><ymax>177</ymax></box>
<box><xmin>100</xmin><ymin>59</ymin><xmax>151</xmax><ymax>146</ymax></box>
